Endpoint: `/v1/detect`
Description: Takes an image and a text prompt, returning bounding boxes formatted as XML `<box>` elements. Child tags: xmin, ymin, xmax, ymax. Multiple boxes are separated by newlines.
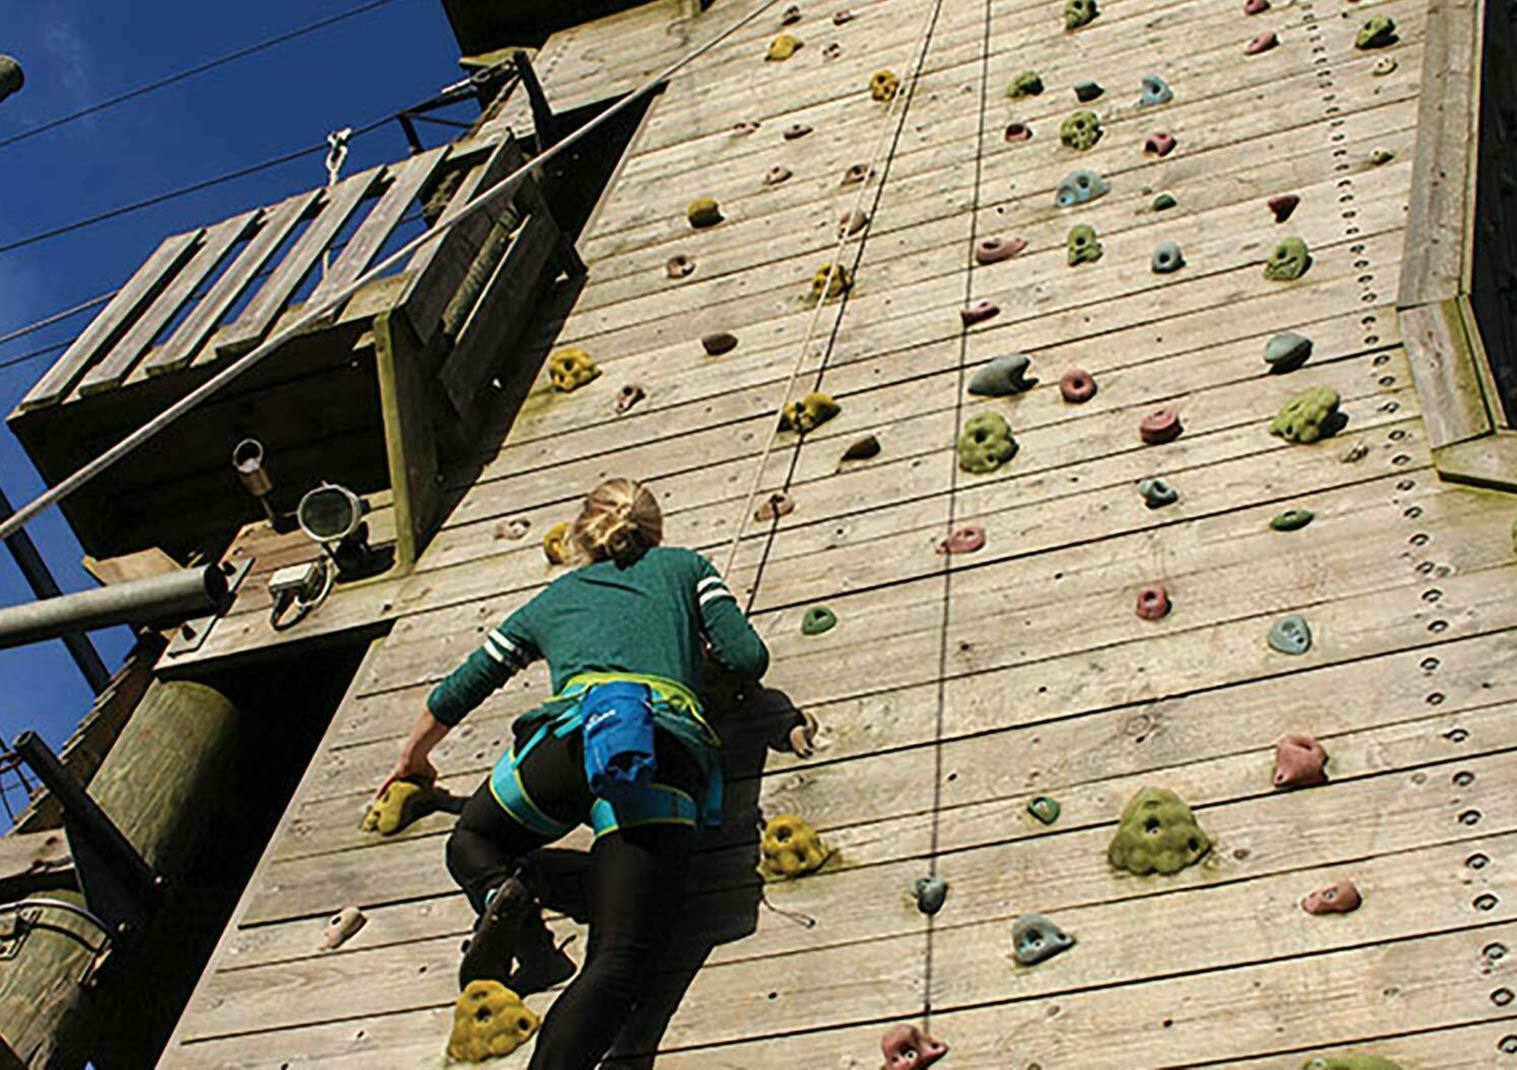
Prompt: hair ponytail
<box><xmin>570</xmin><ymin>478</ymin><xmax>663</xmax><ymax>564</ymax></box>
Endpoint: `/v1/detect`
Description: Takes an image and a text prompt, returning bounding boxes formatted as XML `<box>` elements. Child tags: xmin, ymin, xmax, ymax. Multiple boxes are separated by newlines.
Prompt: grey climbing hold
<box><xmin>1060</xmin><ymin>110</ymin><xmax>1103</xmax><ymax>150</ymax></box>
<box><xmin>1268</xmin><ymin>614</ymin><xmax>1312</xmax><ymax>655</ymax></box>
<box><xmin>1027</xmin><ymin>796</ymin><xmax>1061</xmax><ymax>824</ymax></box>
<box><xmin>1067</xmin><ymin>224</ymin><xmax>1102</xmax><ymax>265</ymax></box>
<box><xmin>968</xmin><ymin>354</ymin><xmax>1036</xmax><ymax>396</ymax></box>
<box><xmin>701</xmin><ymin>332</ymin><xmax>738</xmax><ymax>356</ymax></box>
<box><xmin>1012</xmin><ymin>914</ymin><xmax>1075</xmax><ymax>966</ymax></box>
<box><xmin>913</xmin><ymin>876</ymin><xmax>949</xmax><ymax>915</ymax></box>
<box><xmin>839</xmin><ymin>208</ymin><xmax>870</xmax><ymax>236</ymax></box>
<box><xmin>1064</xmin><ymin>0</ymin><xmax>1098</xmax><ymax>31</ymax></box>
<box><xmin>1055</xmin><ymin>169</ymin><xmax>1109</xmax><ymax>207</ymax></box>
<box><xmin>802</xmin><ymin>606</ymin><xmax>838</xmax><ymax>635</ymax></box>
<box><xmin>1139</xmin><ymin>74</ymin><xmax>1173</xmax><ymax>107</ymax></box>
<box><xmin>1152</xmin><ymin>192</ymin><xmax>1177</xmax><ymax>212</ymax></box>
<box><xmin>1372</xmin><ymin>56</ymin><xmax>1398</xmax><ymax>76</ymax></box>
<box><xmin>841</xmin><ymin>434</ymin><xmax>881</xmax><ymax>462</ymax></box>
<box><xmin>1138</xmin><ymin>478</ymin><xmax>1178</xmax><ymax>508</ymax></box>
<box><xmin>1270</xmin><ymin>509</ymin><xmax>1315</xmax><ymax>531</ymax></box>
<box><xmin>1264</xmin><ymin>331</ymin><xmax>1313</xmax><ymax>372</ymax></box>
<box><xmin>1151</xmin><ymin>240</ymin><xmax>1185</xmax><ymax>274</ymax></box>
<box><xmin>1074</xmin><ymin>79</ymin><xmax>1104</xmax><ymax>102</ymax></box>
<box><xmin>0</xmin><ymin>56</ymin><xmax>22</xmax><ymax>104</ymax></box>
<box><xmin>1264</xmin><ymin>237</ymin><xmax>1312</xmax><ymax>281</ymax></box>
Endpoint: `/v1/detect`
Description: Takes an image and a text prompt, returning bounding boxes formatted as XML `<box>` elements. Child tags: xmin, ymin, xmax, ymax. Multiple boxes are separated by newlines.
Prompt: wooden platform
<box><xmin>161</xmin><ymin>0</ymin><xmax>1517</xmax><ymax>1064</ymax></box>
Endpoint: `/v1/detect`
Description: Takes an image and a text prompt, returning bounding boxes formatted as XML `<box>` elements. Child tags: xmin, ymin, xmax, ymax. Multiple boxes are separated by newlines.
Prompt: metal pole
<box><xmin>0</xmin><ymin>485</ymin><xmax>110</xmax><ymax>693</ymax></box>
<box><xmin>0</xmin><ymin>564</ymin><xmax>229</xmax><ymax>652</ymax></box>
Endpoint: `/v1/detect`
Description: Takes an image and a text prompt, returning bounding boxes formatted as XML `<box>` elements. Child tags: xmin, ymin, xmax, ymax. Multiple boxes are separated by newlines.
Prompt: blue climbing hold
<box><xmin>1055</xmin><ymin>169</ymin><xmax>1110</xmax><ymax>207</ymax></box>
<box><xmin>1268</xmin><ymin>614</ymin><xmax>1312</xmax><ymax>655</ymax></box>
<box><xmin>913</xmin><ymin>876</ymin><xmax>949</xmax><ymax>915</ymax></box>
<box><xmin>1139</xmin><ymin>74</ymin><xmax>1174</xmax><ymax>107</ymax></box>
<box><xmin>1012</xmin><ymin>913</ymin><xmax>1075</xmax><ymax>966</ymax></box>
<box><xmin>1264</xmin><ymin>331</ymin><xmax>1313</xmax><ymax>373</ymax></box>
<box><xmin>1138</xmin><ymin>478</ymin><xmax>1179</xmax><ymax>508</ymax></box>
<box><xmin>969</xmin><ymin>354</ymin><xmax>1037</xmax><ymax>396</ymax></box>
<box><xmin>1151</xmin><ymin>241</ymin><xmax>1185</xmax><ymax>274</ymax></box>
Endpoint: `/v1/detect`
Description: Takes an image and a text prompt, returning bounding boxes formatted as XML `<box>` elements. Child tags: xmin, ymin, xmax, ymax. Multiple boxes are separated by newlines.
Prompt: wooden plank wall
<box><xmin>163</xmin><ymin>0</ymin><xmax>1517</xmax><ymax>1065</ymax></box>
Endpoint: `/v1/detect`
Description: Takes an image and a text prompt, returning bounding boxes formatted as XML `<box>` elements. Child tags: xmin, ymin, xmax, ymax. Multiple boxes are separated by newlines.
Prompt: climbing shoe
<box><xmin>458</xmin><ymin>876</ymin><xmax>532</xmax><ymax>989</ymax></box>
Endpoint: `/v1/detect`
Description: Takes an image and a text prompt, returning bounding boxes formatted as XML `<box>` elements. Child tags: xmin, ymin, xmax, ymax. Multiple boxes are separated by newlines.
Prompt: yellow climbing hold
<box><xmin>360</xmin><ymin>777</ymin><xmax>433</xmax><ymax>836</ymax></box>
<box><xmin>686</xmin><ymin>196</ymin><xmax>723</xmax><ymax>228</ymax></box>
<box><xmin>780</xmin><ymin>391</ymin><xmax>841</xmax><ymax>433</ymax></box>
<box><xmin>543</xmin><ymin>521</ymin><xmax>572</xmax><ymax>565</ymax></box>
<box><xmin>767</xmin><ymin>34</ymin><xmax>803</xmax><ymax>61</ymax></box>
<box><xmin>870</xmin><ymin>69</ymin><xmax>900</xmax><ymax>102</ymax></box>
<box><xmin>760</xmin><ymin>812</ymin><xmax>830</xmax><ymax>878</ymax></box>
<box><xmin>547</xmin><ymin>347</ymin><xmax>600</xmax><ymax>392</ymax></box>
<box><xmin>810</xmin><ymin>262</ymin><xmax>853</xmax><ymax>303</ymax></box>
<box><xmin>447</xmin><ymin>981</ymin><xmax>540</xmax><ymax>1062</ymax></box>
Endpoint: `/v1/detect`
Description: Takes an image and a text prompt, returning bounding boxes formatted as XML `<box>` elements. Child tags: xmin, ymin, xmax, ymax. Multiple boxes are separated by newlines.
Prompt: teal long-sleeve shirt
<box><xmin>427</xmin><ymin>546</ymin><xmax>769</xmax><ymax>726</ymax></box>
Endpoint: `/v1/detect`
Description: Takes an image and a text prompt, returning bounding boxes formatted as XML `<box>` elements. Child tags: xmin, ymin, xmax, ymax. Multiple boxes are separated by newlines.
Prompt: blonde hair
<box><xmin>570</xmin><ymin>478</ymin><xmax>663</xmax><ymax>564</ymax></box>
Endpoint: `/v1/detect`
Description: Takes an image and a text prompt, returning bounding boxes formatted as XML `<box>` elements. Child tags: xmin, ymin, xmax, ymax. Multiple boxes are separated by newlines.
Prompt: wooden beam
<box><xmin>373</xmin><ymin>310</ymin><xmax>440</xmax><ymax>574</ymax></box>
<box><xmin>0</xmin><ymin>829</ymin><xmax>73</xmax><ymax>902</ymax></box>
<box><xmin>1398</xmin><ymin>297</ymin><xmax>1493</xmax><ymax>449</ymax></box>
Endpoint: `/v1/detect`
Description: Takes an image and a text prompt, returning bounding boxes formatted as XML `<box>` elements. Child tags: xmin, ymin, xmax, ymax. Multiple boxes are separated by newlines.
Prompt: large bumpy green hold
<box><xmin>1064</xmin><ymin>0</ymin><xmax>1098</xmax><ymax>30</ymax></box>
<box><xmin>1302</xmin><ymin>1057</ymin><xmax>1402</xmax><ymax>1070</ymax></box>
<box><xmin>1060</xmin><ymin>110</ymin><xmax>1103</xmax><ymax>150</ymax></box>
<box><xmin>1108</xmin><ymin>787</ymin><xmax>1212</xmax><ymax>875</ymax></box>
<box><xmin>1264</xmin><ymin>237</ymin><xmax>1312</xmax><ymax>281</ymax></box>
<box><xmin>958</xmin><ymin>412</ymin><xmax>1018</xmax><ymax>473</ymax></box>
<box><xmin>1270</xmin><ymin>387</ymin><xmax>1341</xmax><ymax>443</ymax></box>
<box><xmin>1355</xmin><ymin>16</ymin><xmax>1397</xmax><ymax>49</ymax></box>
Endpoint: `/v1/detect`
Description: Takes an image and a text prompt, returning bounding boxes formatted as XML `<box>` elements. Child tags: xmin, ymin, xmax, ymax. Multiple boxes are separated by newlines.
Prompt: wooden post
<box><xmin>374</xmin><ymin>310</ymin><xmax>441</xmax><ymax>574</ymax></box>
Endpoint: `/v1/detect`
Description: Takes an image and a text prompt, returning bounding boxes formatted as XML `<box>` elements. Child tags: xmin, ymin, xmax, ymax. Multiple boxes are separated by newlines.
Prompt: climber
<box><xmin>376</xmin><ymin>477</ymin><xmax>769</xmax><ymax>1068</ymax></box>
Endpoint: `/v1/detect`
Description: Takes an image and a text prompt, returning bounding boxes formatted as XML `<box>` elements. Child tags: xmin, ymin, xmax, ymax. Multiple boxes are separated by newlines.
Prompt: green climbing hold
<box><xmin>0</xmin><ymin>56</ymin><xmax>22</xmax><ymax>104</ymax></box>
<box><xmin>1301</xmin><ymin>1056</ymin><xmax>1402</xmax><ymax>1070</ymax></box>
<box><xmin>686</xmin><ymin>197</ymin><xmax>723</xmax><ymax>228</ymax></box>
<box><xmin>1027</xmin><ymin>796</ymin><xmax>1061</xmax><ymax>825</ymax></box>
<box><xmin>802</xmin><ymin>606</ymin><xmax>838</xmax><ymax>635</ymax></box>
<box><xmin>1370</xmin><ymin>147</ymin><xmax>1395</xmax><ymax>165</ymax></box>
<box><xmin>1007</xmin><ymin>71</ymin><xmax>1044</xmax><ymax>99</ymax></box>
<box><xmin>1270</xmin><ymin>386</ymin><xmax>1342</xmax><ymax>443</ymax></box>
<box><xmin>957</xmin><ymin>412</ymin><xmax>1018</xmax><ymax>474</ymax></box>
<box><xmin>780</xmin><ymin>391</ymin><xmax>841</xmax><ymax>433</ymax></box>
<box><xmin>968</xmin><ymin>354</ymin><xmax>1036</xmax><ymax>396</ymax></box>
<box><xmin>1064</xmin><ymin>0</ymin><xmax>1098</xmax><ymax>30</ymax></box>
<box><xmin>1067</xmin><ymin>224</ymin><xmax>1102</xmax><ymax>265</ymax></box>
<box><xmin>1138</xmin><ymin>478</ymin><xmax>1178</xmax><ymax>508</ymax></box>
<box><xmin>1355</xmin><ymin>16</ymin><xmax>1397</xmax><ymax>49</ymax></box>
<box><xmin>1264</xmin><ymin>237</ymin><xmax>1312</xmax><ymax>281</ymax></box>
<box><xmin>1270</xmin><ymin>509</ymin><xmax>1315</xmax><ymax>531</ymax></box>
<box><xmin>1108</xmin><ymin>787</ymin><xmax>1211</xmax><ymax>876</ymax></box>
<box><xmin>1152</xmin><ymin>192</ymin><xmax>1177</xmax><ymax>211</ymax></box>
<box><xmin>1268</xmin><ymin>614</ymin><xmax>1312</xmax><ymax>654</ymax></box>
<box><xmin>1060</xmin><ymin>110</ymin><xmax>1103</xmax><ymax>150</ymax></box>
<box><xmin>1264</xmin><ymin>331</ymin><xmax>1313</xmax><ymax>373</ymax></box>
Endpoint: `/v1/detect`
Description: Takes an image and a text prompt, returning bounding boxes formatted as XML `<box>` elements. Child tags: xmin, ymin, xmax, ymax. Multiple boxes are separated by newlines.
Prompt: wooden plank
<box><xmin>1399</xmin><ymin>297</ymin><xmax>1493</xmax><ymax>449</ymax></box>
<box><xmin>1433</xmin><ymin>428</ymin><xmax>1517</xmax><ymax>491</ymax></box>
<box><xmin>14</xmin><ymin>229</ymin><xmax>203</xmax><ymax>412</ymax></box>
<box><xmin>0</xmin><ymin>829</ymin><xmax>73</xmax><ymax>900</ymax></box>
<box><xmin>373</xmin><ymin>310</ymin><xmax>440</xmax><ymax>574</ymax></box>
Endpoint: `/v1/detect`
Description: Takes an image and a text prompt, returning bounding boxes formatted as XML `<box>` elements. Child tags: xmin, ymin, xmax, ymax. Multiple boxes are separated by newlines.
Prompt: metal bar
<box><xmin>0</xmin><ymin>564</ymin><xmax>229</xmax><ymax>651</ymax></box>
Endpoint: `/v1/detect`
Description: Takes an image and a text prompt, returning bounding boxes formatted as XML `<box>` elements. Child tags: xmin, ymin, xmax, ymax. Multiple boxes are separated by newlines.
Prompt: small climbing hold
<box><xmin>833</xmin><ymin>9</ymin><xmax>854</xmax><ymax>24</ymax></box>
<box><xmin>1152</xmin><ymin>192</ymin><xmax>1177</xmax><ymax>211</ymax></box>
<box><xmin>543</xmin><ymin>521</ymin><xmax>572</xmax><ymax>565</ymax></box>
<box><xmin>1138</xmin><ymin>477</ymin><xmax>1179</xmax><ymax>508</ymax></box>
<box><xmin>781</xmin><ymin>4</ymin><xmax>802</xmax><ymax>24</ymax></box>
<box><xmin>936</xmin><ymin>525</ymin><xmax>987</xmax><ymax>555</ymax></box>
<box><xmin>1274</xmin><ymin>733</ymin><xmax>1329</xmax><ymax>788</ymax></box>
<box><xmin>838</xmin><ymin>208</ymin><xmax>870</xmax><ymax>236</ymax></box>
<box><xmin>701</xmin><ymin>331</ymin><xmax>738</xmax><ymax>355</ymax></box>
<box><xmin>1301</xmin><ymin>1058</ymin><xmax>1400</xmax><ymax>1070</ymax></box>
<box><xmin>1245</xmin><ymin>30</ymin><xmax>1279</xmax><ymax>54</ymax></box>
<box><xmin>958</xmin><ymin>412</ymin><xmax>1018</xmax><ymax>474</ymax></box>
<box><xmin>801</xmin><ymin>606</ymin><xmax>838</xmax><ymax>635</ymax></box>
<box><xmin>1064</xmin><ymin>0</ymin><xmax>1099</xmax><ymax>30</ymax></box>
<box><xmin>1027</xmin><ymin>795</ymin><xmax>1061</xmax><ymax>825</ymax></box>
<box><xmin>764</xmin><ymin>165</ymin><xmax>792</xmax><ymax>186</ymax></box>
<box><xmin>665</xmin><ymin>254</ymin><xmax>695</xmax><ymax>279</ymax></box>
<box><xmin>1340</xmin><ymin>441</ymin><xmax>1369</xmax><ymax>464</ymax></box>
<box><xmin>1144</xmin><ymin>131</ymin><xmax>1176</xmax><ymax>157</ymax></box>
<box><xmin>1107</xmin><ymin>786</ymin><xmax>1212</xmax><ymax>875</ymax></box>
<box><xmin>548</xmin><ymin>347</ymin><xmax>600</xmax><ymax>392</ymax></box>
<box><xmin>686</xmin><ymin>197</ymin><xmax>723</xmax><ymax>228</ymax></box>
<box><xmin>1355</xmin><ymin>15</ymin><xmax>1397</xmax><ymax>49</ymax></box>
<box><xmin>975</xmin><ymin>236</ymin><xmax>1027</xmax><ymax>264</ymax></box>
<box><xmin>841</xmin><ymin>434</ymin><xmax>881</xmax><ymax>462</ymax></box>
<box><xmin>1270</xmin><ymin>386</ymin><xmax>1342</xmax><ymax>443</ymax></box>
<box><xmin>1302</xmin><ymin>880</ymin><xmax>1362</xmax><ymax>916</ymax></box>
<box><xmin>496</xmin><ymin>516</ymin><xmax>531</xmax><ymax>540</ymax></box>
<box><xmin>1267</xmin><ymin>194</ymin><xmax>1300</xmax><ymax>222</ymax></box>
<box><xmin>1151</xmin><ymin>240</ymin><xmax>1185</xmax><ymax>274</ymax></box>
<box><xmin>1139</xmin><ymin>74</ymin><xmax>1174</xmax><ymax>107</ymax></box>
<box><xmin>1067</xmin><ymin>223</ymin><xmax>1103</xmax><ymax>265</ymax></box>
<box><xmin>1268</xmin><ymin>613</ymin><xmax>1312</xmax><ymax>655</ymax></box>
<box><xmin>1139</xmin><ymin>407</ymin><xmax>1182</xmax><ymax>445</ymax></box>
<box><xmin>913</xmin><ymin>876</ymin><xmax>949</xmax><ymax>915</ymax></box>
<box><xmin>969</xmin><ymin>354</ymin><xmax>1036</xmax><ymax>396</ymax></box>
<box><xmin>1244</xmin><ymin>0</ymin><xmax>1270</xmax><ymax>12</ymax></box>
<box><xmin>810</xmin><ymin>262</ymin><xmax>853</xmax><ymax>302</ymax></box>
<box><xmin>960</xmin><ymin>300</ymin><xmax>1000</xmax><ymax>327</ymax></box>
<box><xmin>1003</xmin><ymin>121</ymin><xmax>1033</xmax><ymax>143</ymax></box>
<box><xmin>1372</xmin><ymin>56</ymin><xmax>1398</xmax><ymax>76</ymax></box>
<box><xmin>1074</xmin><ymin>79</ymin><xmax>1104</xmax><ymax>102</ymax></box>
<box><xmin>1012</xmin><ymin>913</ymin><xmax>1076</xmax><ymax>965</ymax></box>
<box><xmin>870</xmin><ymin>69</ymin><xmax>900</xmax><ymax>102</ymax></box>
<box><xmin>361</xmin><ymin>777</ymin><xmax>434</xmax><ymax>836</ymax></box>
<box><xmin>1060</xmin><ymin>368</ymin><xmax>1097</xmax><ymax>403</ymax></box>
<box><xmin>0</xmin><ymin>56</ymin><xmax>22</xmax><ymax>104</ymax></box>
<box><xmin>783</xmin><ymin>123</ymin><xmax>813</xmax><ymax>140</ymax></box>
<box><xmin>1265</xmin><ymin>331</ymin><xmax>1313</xmax><ymax>373</ymax></box>
<box><xmin>822</xmin><ymin>42</ymin><xmax>842</xmax><ymax>61</ymax></box>
<box><xmin>1264</xmin><ymin>236</ymin><xmax>1312</xmax><ymax>281</ymax></box>
<box><xmin>1007</xmin><ymin>70</ymin><xmax>1044</xmax><ymax>98</ymax></box>
<box><xmin>614</xmin><ymin>383</ymin><xmax>646</xmax><ymax>415</ymax></box>
<box><xmin>767</xmin><ymin>34</ymin><xmax>803</xmax><ymax>61</ymax></box>
<box><xmin>755</xmin><ymin>492</ymin><xmax>795</xmax><ymax>521</ymax></box>
<box><xmin>1370</xmin><ymin>147</ymin><xmax>1395</xmax><ymax>165</ymax></box>
<box><xmin>731</xmin><ymin>120</ymin><xmax>761</xmax><ymax>135</ymax></box>
<box><xmin>1055</xmin><ymin>169</ymin><xmax>1109</xmax><ymax>206</ymax></box>
<box><xmin>1060</xmin><ymin>110</ymin><xmax>1103</xmax><ymax>150</ymax></box>
<box><xmin>1270</xmin><ymin>508</ymin><xmax>1315</xmax><ymax>531</ymax></box>
<box><xmin>760</xmin><ymin>813</ymin><xmax>829</xmax><ymax>878</ymax></box>
<box><xmin>842</xmin><ymin>162</ymin><xmax>872</xmax><ymax>185</ymax></box>
<box><xmin>448</xmin><ymin>981</ymin><xmax>540</xmax><ymax>1061</ymax></box>
<box><xmin>881</xmin><ymin>1024</ymin><xmax>948</xmax><ymax>1070</ymax></box>
<box><xmin>1135</xmin><ymin>584</ymin><xmax>1171</xmax><ymax>621</ymax></box>
<box><xmin>780</xmin><ymin>391</ymin><xmax>841</xmax><ymax>432</ymax></box>
<box><xmin>320</xmin><ymin>906</ymin><xmax>366</xmax><ymax>950</ymax></box>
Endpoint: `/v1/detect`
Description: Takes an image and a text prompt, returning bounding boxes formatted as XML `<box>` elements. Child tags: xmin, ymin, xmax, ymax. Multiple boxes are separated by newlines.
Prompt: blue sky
<box><xmin>0</xmin><ymin>0</ymin><xmax>463</xmax><ymax>795</ymax></box>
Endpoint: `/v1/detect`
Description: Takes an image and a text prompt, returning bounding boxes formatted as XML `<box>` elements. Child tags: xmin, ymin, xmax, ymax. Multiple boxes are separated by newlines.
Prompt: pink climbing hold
<box><xmin>936</xmin><ymin>525</ymin><xmax>986</xmax><ymax>554</ymax></box>
<box><xmin>755</xmin><ymin>493</ymin><xmax>795</xmax><ymax>521</ymax></box>
<box><xmin>975</xmin><ymin>236</ymin><xmax>1027</xmax><ymax>264</ymax></box>
<box><xmin>881</xmin><ymin>1024</ymin><xmax>948</xmax><ymax>1070</ymax></box>
<box><xmin>823</xmin><ymin>42</ymin><xmax>842</xmax><ymax>61</ymax></box>
<box><xmin>1302</xmin><ymin>879</ymin><xmax>1362</xmax><ymax>915</ymax></box>
<box><xmin>1244</xmin><ymin>0</ymin><xmax>1270</xmax><ymax>12</ymax></box>
<box><xmin>1245</xmin><ymin>30</ymin><xmax>1278</xmax><ymax>54</ymax></box>
<box><xmin>1268</xmin><ymin>193</ymin><xmax>1300</xmax><ymax>223</ymax></box>
<box><xmin>1136</xmin><ymin>585</ymin><xmax>1171</xmax><ymax>621</ymax></box>
<box><xmin>764</xmin><ymin>165</ymin><xmax>792</xmax><ymax>186</ymax></box>
<box><xmin>732</xmin><ymin>120</ymin><xmax>761</xmax><ymax>135</ymax></box>
<box><xmin>1144</xmin><ymin>131</ymin><xmax>1177</xmax><ymax>156</ymax></box>
<box><xmin>960</xmin><ymin>300</ymin><xmax>999</xmax><ymax>327</ymax></box>
<box><xmin>842</xmin><ymin>162</ymin><xmax>872</xmax><ymax>185</ymax></box>
<box><xmin>1139</xmin><ymin>407</ymin><xmax>1183</xmax><ymax>445</ymax></box>
<box><xmin>833</xmin><ymin>9</ymin><xmax>855</xmax><ymax>23</ymax></box>
<box><xmin>784</xmin><ymin>123</ymin><xmax>813</xmax><ymax>140</ymax></box>
<box><xmin>665</xmin><ymin>254</ymin><xmax>695</xmax><ymax>279</ymax></box>
<box><xmin>614</xmin><ymin>383</ymin><xmax>646</xmax><ymax>414</ymax></box>
<box><xmin>1003</xmin><ymin>122</ymin><xmax>1033</xmax><ymax>143</ymax></box>
<box><xmin>1273</xmin><ymin>734</ymin><xmax>1329</xmax><ymax>788</ymax></box>
<box><xmin>1060</xmin><ymin>368</ymin><xmax>1097</xmax><ymax>403</ymax></box>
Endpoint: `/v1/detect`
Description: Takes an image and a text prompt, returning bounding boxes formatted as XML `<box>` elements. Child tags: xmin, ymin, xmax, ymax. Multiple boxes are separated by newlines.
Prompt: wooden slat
<box><xmin>15</xmin><ymin>229</ymin><xmax>202</xmax><ymax>411</ymax></box>
<box><xmin>1399</xmin><ymin>297</ymin><xmax>1493</xmax><ymax>449</ymax></box>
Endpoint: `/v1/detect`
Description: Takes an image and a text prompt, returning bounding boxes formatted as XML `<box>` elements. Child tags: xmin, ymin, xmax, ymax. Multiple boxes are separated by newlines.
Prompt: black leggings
<box><xmin>446</xmin><ymin>726</ymin><xmax>700</xmax><ymax>1070</ymax></box>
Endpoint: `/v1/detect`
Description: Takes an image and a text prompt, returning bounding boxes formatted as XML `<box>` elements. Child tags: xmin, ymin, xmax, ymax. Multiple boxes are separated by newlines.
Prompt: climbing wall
<box><xmin>164</xmin><ymin>0</ymin><xmax>1517</xmax><ymax>1065</ymax></box>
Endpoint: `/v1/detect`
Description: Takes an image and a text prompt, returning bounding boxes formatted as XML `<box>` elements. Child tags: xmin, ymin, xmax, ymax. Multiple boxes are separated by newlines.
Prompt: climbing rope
<box><xmin>720</xmin><ymin>0</ymin><xmax>950</xmax><ymax>581</ymax></box>
<box><xmin>0</xmin><ymin>0</ymin><xmax>788</xmax><ymax>545</ymax></box>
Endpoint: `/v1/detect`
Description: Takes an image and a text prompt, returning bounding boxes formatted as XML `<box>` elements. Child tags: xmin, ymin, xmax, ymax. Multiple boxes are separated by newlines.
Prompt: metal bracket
<box><xmin>0</xmin><ymin>897</ymin><xmax>114</xmax><ymax>986</ymax></box>
<box><xmin>166</xmin><ymin>556</ymin><xmax>253</xmax><ymax>657</ymax></box>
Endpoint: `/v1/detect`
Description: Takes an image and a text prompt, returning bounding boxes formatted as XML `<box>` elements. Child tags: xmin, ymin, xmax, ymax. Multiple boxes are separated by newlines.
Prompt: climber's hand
<box><xmin>375</xmin><ymin>752</ymin><xmax>436</xmax><ymax>801</ymax></box>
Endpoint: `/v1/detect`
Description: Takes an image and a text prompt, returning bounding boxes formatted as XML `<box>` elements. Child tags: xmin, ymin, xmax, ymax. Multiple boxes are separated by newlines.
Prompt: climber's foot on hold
<box><xmin>508</xmin><ymin>908</ymin><xmax>578</xmax><ymax>995</ymax></box>
<box><xmin>458</xmin><ymin>876</ymin><xmax>532</xmax><ymax>989</ymax></box>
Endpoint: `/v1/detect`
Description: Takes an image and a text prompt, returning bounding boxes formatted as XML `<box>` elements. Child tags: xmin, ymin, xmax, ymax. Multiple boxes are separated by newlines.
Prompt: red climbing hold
<box><xmin>1273</xmin><ymin>734</ymin><xmax>1329</xmax><ymax>788</ymax></box>
<box><xmin>975</xmin><ymin>236</ymin><xmax>1027</xmax><ymax>264</ymax></box>
<box><xmin>1302</xmin><ymin>879</ymin><xmax>1361</xmax><ymax>915</ymax></box>
<box><xmin>764</xmin><ymin>165</ymin><xmax>792</xmax><ymax>186</ymax></box>
<box><xmin>881</xmin><ymin>1024</ymin><xmax>948</xmax><ymax>1070</ymax></box>
<box><xmin>783</xmin><ymin>123</ymin><xmax>813</xmax><ymax>140</ymax></box>
<box><xmin>755</xmin><ymin>493</ymin><xmax>795</xmax><ymax>521</ymax></box>
<box><xmin>1244</xmin><ymin>0</ymin><xmax>1270</xmax><ymax>13</ymax></box>
<box><xmin>1139</xmin><ymin>407</ymin><xmax>1183</xmax><ymax>445</ymax></box>
<box><xmin>701</xmin><ymin>331</ymin><xmax>738</xmax><ymax>355</ymax></box>
<box><xmin>960</xmin><ymin>300</ymin><xmax>999</xmax><ymax>327</ymax></box>
<box><xmin>936</xmin><ymin>525</ymin><xmax>986</xmax><ymax>554</ymax></box>
<box><xmin>1144</xmin><ymin>131</ymin><xmax>1177</xmax><ymax>156</ymax></box>
<box><xmin>666</xmin><ymin>255</ymin><xmax>695</xmax><ymax>279</ymax></box>
<box><xmin>1268</xmin><ymin>194</ymin><xmax>1300</xmax><ymax>222</ymax></box>
<box><xmin>1003</xmin><ymin>122</ymin><xmax>1033</xmax><ymax>143</ymax></box>
<box><xmin>1136</xmin><ymin>585</ymin><xmax>1171</xmax><ymax>620</ymax></box>
<box><xmin>1060</xmin><ymin>368</ymin><xmax>1097</xmax><ymax>403</ymax></box>
<box><xmin>1245</xmin><ymin>30</ymin><xmax>1278</xmax><ymax>54</ymax></box>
